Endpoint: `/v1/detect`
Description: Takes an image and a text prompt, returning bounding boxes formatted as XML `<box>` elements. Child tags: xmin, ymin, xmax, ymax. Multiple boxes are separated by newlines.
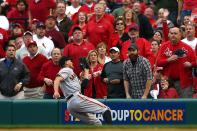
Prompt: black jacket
<box><xmin>0</xmin><ymin>58</ymin><xmax>30</xmax><ymax>96</ymax></box>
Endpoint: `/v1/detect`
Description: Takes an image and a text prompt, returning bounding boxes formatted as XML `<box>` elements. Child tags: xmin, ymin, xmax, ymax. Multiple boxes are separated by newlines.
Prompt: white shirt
<box><xmin>0</xmin><ymin>15</ymin><xmax>9</xmax><ymax>30</ymax></box>
<box><xmin>105</xmin><ymin>56</ymin><xmax>111</xmax><ymax>64</ymax></box>
<box><xmin>181</xmin><ymin>38</ymin><xmax>197</xmax><ymax>51</ymax></box>
<box><xmin>16</xmin><ymin>45</ymin><xmax>48</xmax><ymax>61</ymax></box>
<box><xmin>33</xmin><ymin>35</ymin><xmax>54</xmax><ymax>58</ymax></box>
<box><xmin>65</xmin><ymin>5</ymin><xmax>81</xmax><ymax>18</ymax></box>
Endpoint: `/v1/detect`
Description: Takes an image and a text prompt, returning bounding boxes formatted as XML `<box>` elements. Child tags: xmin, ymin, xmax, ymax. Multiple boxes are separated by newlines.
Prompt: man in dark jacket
<box><xmin>0</xmin><ymin>45</ymin><xmax>29</xmax><ymax>99</ymax></box>
<box><xmin>132</xmin><ymin>1</ymin><xmax>154</xmax><ymax>40</ymax></box>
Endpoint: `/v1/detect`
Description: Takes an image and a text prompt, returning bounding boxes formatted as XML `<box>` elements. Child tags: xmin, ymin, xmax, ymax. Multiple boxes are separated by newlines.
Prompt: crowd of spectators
<box><xmin>0</xmin><ymin>0</ymin><xmax>197</xmax><ymax>99</ymax></box>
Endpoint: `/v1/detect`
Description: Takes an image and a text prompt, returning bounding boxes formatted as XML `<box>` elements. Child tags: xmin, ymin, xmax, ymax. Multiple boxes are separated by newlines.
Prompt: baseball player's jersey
<box><xmin>58</xmin><ymin>67</ymin><xmax>81</xmax><ymax>97</ymax></box>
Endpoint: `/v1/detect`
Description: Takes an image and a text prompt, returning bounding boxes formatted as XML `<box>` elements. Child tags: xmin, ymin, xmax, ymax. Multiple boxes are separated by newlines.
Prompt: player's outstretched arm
<box><xmin>53</xmin><ymin>76</ymin><xmax>63</xmax><ymax>99</ymax></box>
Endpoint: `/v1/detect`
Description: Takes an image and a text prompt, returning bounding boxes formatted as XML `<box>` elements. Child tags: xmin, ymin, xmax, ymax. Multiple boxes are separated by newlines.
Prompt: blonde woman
<box><xmin>123</xmin><ymin>9</ymin><xmax>139</xmax><ymax>32</ymax></box>
<box><xmin>96</xmin><ymin>42</ymin><xmax>111</xmax><ymax>65</ymax></box>
<box><xmin>80</xmin><ymin>50</ymin><xmax>107</xmax><ymax>98</ymax></box>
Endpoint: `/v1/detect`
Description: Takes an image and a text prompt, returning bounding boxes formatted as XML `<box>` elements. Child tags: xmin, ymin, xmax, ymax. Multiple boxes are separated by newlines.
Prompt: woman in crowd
<box><xmin>109</xmin><ymin>17</ymin><xmax>130</xmax><ymax>49</ymax></box>
<box><xmin>151</xmin><ymin>40</ymin><xmax>160</xmax><ymax>56</ymax></box>
<box><xmin>152</xmin><ymin>30</ymin><xmax>164</xmax><ymax>43</ymax></box>
<box><xmin>159</xmin><ymin>75</ymin><xmax>179</xmax><ymax>98</ymax></box>
<box><xmin>123</xmin><ymin>9</ymin><xmax>139</xmax><ymax>32</ymax></box>
<box><xmin>96</xmin><ymin>42</ymin><xmax>111</xmax><ymax>65</ymax></box>
<box><xmin>68</xmin><ymin>11</ymin><xmax>88</xmax><ymax>42</ymax></box>
<box><xmin>80</xmin><ymin>50</ymin><xmax>107</xmax><ymax>99</ymax></box>
<box><xmin>7</xmin><ymin>0</ymin><xmax>29</xmax><ymax>29</ymax></box>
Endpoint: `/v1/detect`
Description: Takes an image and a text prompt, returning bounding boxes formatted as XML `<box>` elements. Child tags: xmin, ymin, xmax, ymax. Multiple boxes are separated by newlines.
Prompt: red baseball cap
<box><xmin>128</xmin><ymin>24</ymin><xmax>139</xmax><ymax>31</ymax></box>
<box><xmin>32</xmin><ymin>19</ymin><xmax>39</xmax><ymax>24</ymax></box>
<box><xmin>27</xmin><ymin>41</ymin><xmax>37</xmax><ymax>48</ymax></box>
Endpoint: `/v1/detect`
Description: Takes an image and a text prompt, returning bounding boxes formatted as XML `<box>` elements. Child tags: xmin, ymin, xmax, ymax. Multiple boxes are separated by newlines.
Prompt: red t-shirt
<box><xmin>86</xmin><ymin>15</ymin><xmax>114</xmax><ymax>47</ymax></box>
<box><xmin>63</xmin><ymin>40</ymin><xmax>95</xmax><ymax>76</ymax></box>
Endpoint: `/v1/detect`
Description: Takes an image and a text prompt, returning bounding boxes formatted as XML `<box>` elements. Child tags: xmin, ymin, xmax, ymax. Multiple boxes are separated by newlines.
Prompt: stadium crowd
<box><xmin>0</xmin><ymin>0</ymin><xmax>197</xmax><ymax>99</ymax></box>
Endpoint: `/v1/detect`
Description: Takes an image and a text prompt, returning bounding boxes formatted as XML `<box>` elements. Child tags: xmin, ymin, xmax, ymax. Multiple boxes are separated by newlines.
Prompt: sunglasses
<box><xmin>116</xmin><ymin>22</ymin><xmax>124</xmax><ymax>25</ymax></box>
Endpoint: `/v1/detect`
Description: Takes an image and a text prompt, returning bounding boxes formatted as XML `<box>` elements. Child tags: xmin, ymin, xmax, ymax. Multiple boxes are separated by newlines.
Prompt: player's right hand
<box><xmin>126</xmin><ymin>94</ymin><xmax>131</xmax><ymax>99</ymax></box>
<box><xmin>53</xmin><ymin>92</ymin><xmax>60</xmax><ymax>99</ymax></box>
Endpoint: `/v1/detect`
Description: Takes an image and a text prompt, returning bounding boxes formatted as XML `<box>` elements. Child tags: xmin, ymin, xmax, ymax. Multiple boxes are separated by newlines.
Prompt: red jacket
<box><xmin>120</xmin><ymin>38</ymin><xmax>155</xmax><ymax>67</ymax></box>
<box><xmin>83</xmin><ymin>64</ymin><xmax>107</xmax><ymax>98</ymax></box>
<box><xmin>23</xmin><ymin>53</ymin><xmax>48</xmax><ymax>88</ymax></box>
<box><xmin>157</xmin><ymin>41</ymin><xmax>197</xmax><ymax>88</ymax></box>
<box><xmin>27</xmin><ymin>0</ymin><xmax>56</xmax><ymax>22</ymax></box>
<box><xmin>0</xmin><ymin>28</ymin><xmax>8</xmax><ymax>58</ymax></box>
<box><xmin>5</xmin><ymin>0</ymin><xmax>17</xmax><ymax>13</ymax></box>
<box><xmin>78</xmin><ymin>3</ymin><xmax>96</xmax><ymax>15</ymax></box>
<box><xmin>109</xmin><ymin>32</ymin><xmax>121</xmax><ymax>49</ymax></box>
<box><xmin>159</xmin><ymin>87</ymin><xmax>179</xmax><ymax>98</ymax></box>
<box><xmin>7</xmin><ymin>8</ymin><xmax>28</xmax><ymax>29</ymax></box>
<box><xmin>86</xmin><ymin>15</ymin><xmax>114</xmax><ymax>47</ymax></box>
<box><xmin>63</xmin><ymin>40</ymin><xmax>95</xmax><ymax>76</ymax></box>
<box><xmin>46</xmin><ymin>28</ymin><xmax>66</xmax><ymax>49</ymax></box>
<box><xmin>38</xmin><ymin>60</ymin><xmax>62</xmax><ymax>94</ymax></box>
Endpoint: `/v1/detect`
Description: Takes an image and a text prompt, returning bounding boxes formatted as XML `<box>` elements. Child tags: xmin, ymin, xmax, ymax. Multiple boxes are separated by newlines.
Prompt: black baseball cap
<box><xmin>36</xmin><ymin>22</ymin><xmax>46</xmax><ymax>28</ymax></box>
<box><xmin>128</xmin><ymin>43</ymin><xmax>138</xmax><ymax>50</ymax></box>
<box><xmin>72</xmin><ymin>26</ymin><xmax>82</xmax><ymax>33</ymax></box>
<box><xmin>59</xmin><ymin>56</ymin><xmax>72</xmax><ymax>68</ymax></box>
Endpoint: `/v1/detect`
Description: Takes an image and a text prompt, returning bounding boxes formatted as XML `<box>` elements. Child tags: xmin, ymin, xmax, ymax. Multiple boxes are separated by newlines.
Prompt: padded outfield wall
<box><xmin>0</xmin><ymin>99</ymin><xmax>197</xmax><ymax>125</ymax></box>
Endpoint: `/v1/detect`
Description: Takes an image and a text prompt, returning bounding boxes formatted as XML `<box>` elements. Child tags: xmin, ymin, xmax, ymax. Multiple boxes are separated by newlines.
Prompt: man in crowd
<box><xmin>63</xmin><ymin>26</ymin><xmax>94</xmax><ymax>76</ymax></box>
<box><xmin>16</xmin><ymin>31</ymin><xmax>47</xmax><ymax>61</ymax></box>
<box><xmin>121</xmin><ymin>24</ymin><xmax>154</xmax><ymax>67</ymax></box>
<box><xmin>38</xmin><ymin>48</ymin><xmax>64</xmax><ymax>99</ymax></box>
<box><xmin>33</xmin><ymin>22</ymin><xmax>54</xmax><ymax>58</ymax></box>
<box><xmin>157</xmin><ymin>27</ymin><xmax>196</xmax><ymax>98</ymax></box>
<box><xmin>101</xmin><ymin>47</ymin><xmax>125</xmax><ymax>98</ymax></box>
<box><xmin>22</xmin><ymin>41</ymin><xmax>48</xmax><ymax>99</ymax></box>
<box><xmin>56</xmin><ymin>1</ymin><xmax>74</xmax><ymax>43</ymax></box>
<box><xmin>0</xmin><ymin>45</ymin><xmax>29</xmax><ymax>99</ymax></box>
<box><xmin>45</xmin><ymin>15</ymin><xmax>66</xmax><ymax>50</ymax></box>
<box><xmin>86</xmin><ymin>3</ymin><xmax>114</xmax><ymax>47</ymax></box>
<box><xmin>123</xmin><ymin>44</ymin><xmax>152</xmax><ymax>99</ymax></box>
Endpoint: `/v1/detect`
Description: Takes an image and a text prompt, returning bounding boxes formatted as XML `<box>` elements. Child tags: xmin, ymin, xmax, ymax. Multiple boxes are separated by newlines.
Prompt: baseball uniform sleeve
<box><xmin>58</xmin><ymin>68</ymin><xmax>71</xmax><ymax>80</ymax></box>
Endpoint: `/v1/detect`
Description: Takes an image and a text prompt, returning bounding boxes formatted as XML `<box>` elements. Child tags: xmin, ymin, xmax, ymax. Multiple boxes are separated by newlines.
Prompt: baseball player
<box><xmin>53</xmin><ymin>56</ymin><xmax>112</xmax><ymax>125</ymax></box>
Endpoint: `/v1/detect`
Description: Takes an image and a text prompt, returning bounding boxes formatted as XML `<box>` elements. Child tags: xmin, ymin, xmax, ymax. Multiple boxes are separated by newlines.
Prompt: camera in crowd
<box><xmin>79</xmin><ymin>57</ymin><xmax>89</xmax><ymax>70</ymax></box>
<box><xmin>174</xmin><ymin>49</ymin><xmax>186</xmax><ymax>57</ymax></box>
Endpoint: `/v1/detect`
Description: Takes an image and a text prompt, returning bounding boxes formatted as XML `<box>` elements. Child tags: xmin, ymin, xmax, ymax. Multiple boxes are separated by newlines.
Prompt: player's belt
<box><xmin>66</xmin><ymin>94</ymin><xmax>74</xmax><ymax>101</ymax></box>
